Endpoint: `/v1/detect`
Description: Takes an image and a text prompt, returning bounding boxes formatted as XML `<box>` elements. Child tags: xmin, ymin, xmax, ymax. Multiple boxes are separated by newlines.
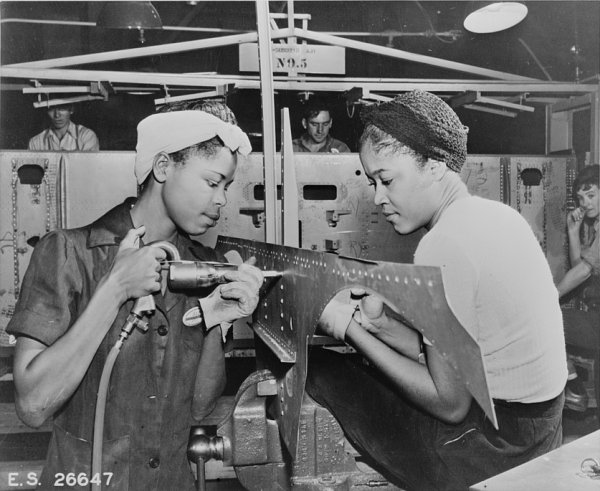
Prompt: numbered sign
<box><xmin>239</xmin><ymin>43</ymin><xmax>345</xmax><ymax>74</ymax></box>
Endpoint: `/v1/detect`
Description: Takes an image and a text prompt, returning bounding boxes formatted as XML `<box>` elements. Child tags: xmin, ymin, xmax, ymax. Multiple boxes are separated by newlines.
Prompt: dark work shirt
<box><xmin>7</xmin><ymin>199</ymin><xmax>226</xmax><ymax>491</ymax></box>
<box><xmin>292</xmin><ymin>134</ymin><xmax>351</xmax><ymax>153</ymax></box>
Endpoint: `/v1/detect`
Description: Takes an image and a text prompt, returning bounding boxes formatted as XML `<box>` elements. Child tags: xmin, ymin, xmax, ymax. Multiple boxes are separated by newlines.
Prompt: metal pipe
<box><xmin>518</xmin><ymin>38</ymin><xmax>553</xmax><ymax>81</ymax></box>
<box><xmin>1</xmin><ymin>66</ymin><xmax>255</xmax><ymax>87</ymax></box>
<box><xmin>23</xmin><ymin>86</ymin><xmax>92</xmax><ymax>93</ymax></box>
<box><xmin>5</xmin><ymin>31</ymin><xmax>266</xmax><ymax>69</ymax></box>
<box><xmin>476</xmin><ymin>95</ymin><xmax>535</xmax><ymax>112</ymax></box>
<box><xmin>0</xmin><ymin>17</ymin><xmax>247</xmax><ymax>34</ymax></box>
<box><xmin>287</xmin><ymin>0</ymin><xmax>296</xmax><ymax>45</ymax></box>
<box><xmin>294</xmin><ymin>27</ymin><xmax>538</xmax><ymax>82</ymax></box>
<box><xmin>590</xmin><ymin>90</ymin><xmax>600</xmax><ymax>166</ymax></box>
<box><xmin>0</xmin><ymin>17</ymin><xmax>462</xmax><ymax>38</ymax></box>
<box><xmin>6</xmin><ymin>22</ymin><xmax>532</xmax><ymax>83</ymax></box>
<box><xmin>154</xmin><ymin>90</ymin><xmax>220</xmax><ymax>106</ymax></box>
<box><xmin>281</xmin><ymin>107</ymin><xmax>299</xmax><ymax>248</ymax></box>
<box><xmin>3</xmin><ymin>66</ymin><xmax>598</xmax><ymax>96</ymax></box>
<box><xmin>33</xmin><ymin>95</ymin><xmax>105</xmax><ymax>108</ymax></box>
<box><xmin>463</xmin><ymin>104</ymin><xmax>517</xmax><ymax>118</ymax></box>
<box><xmin>255</xmin><ymin>0</ymin><xmax>280</xmax><ymax>245</ymax></box>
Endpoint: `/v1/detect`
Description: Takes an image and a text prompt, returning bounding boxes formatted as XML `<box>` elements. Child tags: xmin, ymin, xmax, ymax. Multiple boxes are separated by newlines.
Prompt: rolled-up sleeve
<box><xmin>7</xmin><ymin>231</ymin><xmax>82</xmax><ymax>346</ymax></box>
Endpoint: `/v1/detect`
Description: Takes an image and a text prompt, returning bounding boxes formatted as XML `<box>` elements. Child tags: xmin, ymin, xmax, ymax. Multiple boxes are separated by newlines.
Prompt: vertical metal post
<box><xmin>255</xmin><ymin>0</ymin><xmax>281</xmax><ymax>244</ymax></box>
<box><xmin>590</xmin><ymin>88</ymin><xmax>599</xmax><ymax>166</ymax></box>
<box><xmin>59</xmin><ymin>154</ymin><xmax>67</xmax><ymax>228</ymax></box>
<box><xmin>195</xmin><ymin>457</ymin><xmax>206</xmax><ymax>491</ymax></box>
<box><xmin>286</xmin><ymin>0</ymin><xmax>298</xmax><ymax>76</ymax></box>
<box><xmin>287</xmin><ymin>0</ymin><xmax>296</xmax><ymax>44</ymax></box>
<box><xmin>281</xmin><ymin>108</ymin><xmax>299</xmax><ymax>247</ymax></box>
<box><xmin>544</xmin><ymin>105</ymin><xmax>552</xmax><ymax>156</ymax></box>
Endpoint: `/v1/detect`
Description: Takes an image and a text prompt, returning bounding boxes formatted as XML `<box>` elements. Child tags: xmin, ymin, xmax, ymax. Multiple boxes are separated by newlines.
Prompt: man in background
<box><xmin>292</xmin><ymin>101</ymin><xmax>350</xmax><ymax>153</ymax></box>
<box><xmin>28</xmin><ymin>103</ymin><xmax>99</xmax><ymax>151</ymax></box>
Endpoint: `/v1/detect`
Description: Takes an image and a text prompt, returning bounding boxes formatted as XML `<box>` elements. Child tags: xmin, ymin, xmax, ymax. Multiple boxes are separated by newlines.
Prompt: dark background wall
<box><xmin>1</xmin><ymin>88</ymin><xmax>562</xmax><ymax>155</ymax></box>
<box><xmin>1</xmin><ymin>1</ymin><xmax>598</xmax><ymax>156</ymax></box>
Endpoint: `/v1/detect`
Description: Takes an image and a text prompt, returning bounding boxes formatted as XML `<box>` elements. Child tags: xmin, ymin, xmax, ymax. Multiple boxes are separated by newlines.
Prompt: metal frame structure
<box><xmin>1</xmin><ymin>3</ymin><xmax>597</xmax><ymax>483</ymax></box>
<box><xmin>1</xmin><ymin>0</ymin><xmax>598</xmax><ymax>164</ymax></box>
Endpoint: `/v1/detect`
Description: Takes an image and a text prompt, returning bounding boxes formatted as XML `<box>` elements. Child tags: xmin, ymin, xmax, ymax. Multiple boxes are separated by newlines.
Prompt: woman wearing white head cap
<box><xmin>7</xmin><ymin>109</ymin><xmax>262</xmax><ymax>490</ymax></box>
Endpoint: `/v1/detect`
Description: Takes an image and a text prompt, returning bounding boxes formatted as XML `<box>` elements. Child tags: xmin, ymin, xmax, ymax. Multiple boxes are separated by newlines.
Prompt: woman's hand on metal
<box><xmin>350</xmin><ymin>289</ymin><xmax>388</xmax><ymax>335</ymax></box>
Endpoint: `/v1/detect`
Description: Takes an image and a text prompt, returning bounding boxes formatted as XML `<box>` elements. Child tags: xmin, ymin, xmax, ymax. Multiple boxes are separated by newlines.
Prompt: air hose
<box><xmin>91</xmin><ymin>241</ymin><xmax>180</xmax><ymax>491</ymax></box>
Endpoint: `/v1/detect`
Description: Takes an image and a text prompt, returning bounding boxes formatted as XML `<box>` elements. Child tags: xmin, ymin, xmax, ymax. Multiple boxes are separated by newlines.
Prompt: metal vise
<box><xmin>188</xmin><ymin>368</ymin><xmax>398</xmax><ymax>490</ymax></box>
<box><xmin>187</xmin><ymin>235</ymin><xmax>493</xmax><ymax>490</ymax></box>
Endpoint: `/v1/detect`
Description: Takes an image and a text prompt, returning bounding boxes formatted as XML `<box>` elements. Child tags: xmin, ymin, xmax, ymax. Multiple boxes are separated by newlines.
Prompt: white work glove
<box><xmin>199</xmin><ymin>258</ymin><xmax>263</xmax><ymax>341</ymax></box>
<box><xmin>351</xmin><ymin>289</ymin><xmax>388</xmax><ymax>335</ymax></box>
<box><xmin>317</xmin><ymin>291</ymin><xmax>359</xmax><ymax>341</ymax></box>
<box><xmin>352</xmin><ymin>290</ymin><xmax>429</xmax><ymax>361</ymax></box>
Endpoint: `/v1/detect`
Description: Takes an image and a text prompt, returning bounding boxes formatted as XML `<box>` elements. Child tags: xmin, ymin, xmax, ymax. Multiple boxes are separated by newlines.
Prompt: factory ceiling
<box><xmin>1</xmin><ymin>1</ymin><xmax>598</xmax><ymax>86</ymax></box>
<box><xmin>0</xmin><ymin>1</ymin><xmax>598</xmax><ymax>154</ymax></box>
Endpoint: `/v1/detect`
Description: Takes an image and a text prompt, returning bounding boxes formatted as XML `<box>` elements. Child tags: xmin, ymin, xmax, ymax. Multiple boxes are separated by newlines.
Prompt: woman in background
<box><xmin>558</xmin><ymin>164</ymin><xmax>599</xmax><ymax>412</ymax></box>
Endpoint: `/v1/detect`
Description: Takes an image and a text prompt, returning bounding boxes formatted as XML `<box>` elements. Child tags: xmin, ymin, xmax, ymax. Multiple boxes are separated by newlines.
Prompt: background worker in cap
<box><xmin>308</xmin><ymin>90</ymin><xmax>567</xmax><ymax>490</ymax></box>
<box><xmin>28</xmin><ymin>103</ymin><xmax>99</xmax><ymax>151</ymax></box>
<box><xmin>8</xmin><ymin>109</ymin><xmax>262</xmax><ymax>490</ymax></box>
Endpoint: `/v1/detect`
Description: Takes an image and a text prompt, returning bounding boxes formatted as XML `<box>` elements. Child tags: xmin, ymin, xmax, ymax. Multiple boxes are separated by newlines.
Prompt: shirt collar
<box><xmin>87</xmin><ymin>198</ymin><xmax>137</xmax><ymax>248</ymax></box>
<box><xmin>86</xmin><ymin>198</ymin><xmax>216</xmax><ymax>261</ymax></box>
<box><xmin>300</xmin><ymin>133</ymin><xmax>332</xmax><ymax>152</ymax></box>
<box><xmin>47</xmin><ymin>121</ymin><xmax>77</xmax><ymax>142</ymax></box>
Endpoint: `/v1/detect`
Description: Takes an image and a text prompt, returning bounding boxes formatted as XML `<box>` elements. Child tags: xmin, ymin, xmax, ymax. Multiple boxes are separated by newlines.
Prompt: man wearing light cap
<box><xmin>8</xmin><ymin>110</ymin><xmax>263</xmax><ymax>490</ymax></box>
<box><xmin>310</xmin><ymin>91</ymin><xmax>567</xmax><ymax>490</ymax></box>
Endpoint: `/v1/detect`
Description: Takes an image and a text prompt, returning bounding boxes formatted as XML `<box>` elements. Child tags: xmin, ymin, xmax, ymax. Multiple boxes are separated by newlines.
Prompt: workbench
<box><xmin>470</xmin><ymin>430</ymin><xmax>600</xmax><ymax>490</ymax></box>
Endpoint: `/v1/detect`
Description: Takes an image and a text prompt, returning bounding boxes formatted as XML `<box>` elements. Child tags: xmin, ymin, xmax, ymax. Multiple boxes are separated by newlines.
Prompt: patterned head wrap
<box><xmin>360</xmin><ymin>90</ymin><xmax>468</xmax><ymax>172</ymax></box>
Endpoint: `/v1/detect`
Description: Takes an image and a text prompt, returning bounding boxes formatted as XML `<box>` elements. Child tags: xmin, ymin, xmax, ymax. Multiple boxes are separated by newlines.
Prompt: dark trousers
<box><xmin>563</xmin><ymin>308</ymin><xmax>599</xmax><ymax>349</ymax></box>
<box><xmin>306</xmin><ymin>348</ymin><xmax>564</xmax><ymax>491</ymax></box>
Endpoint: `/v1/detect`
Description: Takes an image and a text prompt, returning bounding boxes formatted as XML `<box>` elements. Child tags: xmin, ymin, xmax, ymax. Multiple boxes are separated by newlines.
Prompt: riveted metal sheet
<box><xmin>215</xmin><ymin>235</ymin><xmax>496</xmax><ymax>459</ymax></box>
<box><xmin>509</xmin><ymin>155</ymin><xmax>572</xmax><ymax>281</ymax></box>
<box><xmin>201</xmin><ymin>153</ymin><xmax>423</xmax><ymax>262</ymax></box>
<box><xmin>0</xmin><ymin>151</ymin><xmax>62</xmax><ymax>346</ymax></box>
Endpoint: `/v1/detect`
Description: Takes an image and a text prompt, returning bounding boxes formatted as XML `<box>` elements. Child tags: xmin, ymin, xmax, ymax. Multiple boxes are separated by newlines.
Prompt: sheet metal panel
<box><xmin>509</xmin><ymin>156</ymin><xmax>573</xmax><ymax>282</ymax></box>
<box><xmin>201</xmin><ymin>153</ymin><xmax>424</xmax><ymax>262</ymax></box>
<box><xmin>0</xmin><ymin>150</ymin><xmax>571</xmax><ymax>344</ymax></box>
<box><xmin>215</xmin><ymin>236</ymin><xmax>496</xmax><ymax>460</ymax></box>
<box><xmin>0</xmin><ymin>151</ymin><xmax>61</xmax><ymax>346</ymax></box>
<box><xmin>460</xmin><ymin>155</ymin><xmax>503</xmax><ymax>201</ymax></box>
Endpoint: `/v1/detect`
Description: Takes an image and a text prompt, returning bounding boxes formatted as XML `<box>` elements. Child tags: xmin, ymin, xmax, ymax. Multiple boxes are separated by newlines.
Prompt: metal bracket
<box><xmin>215</xmin><ymin>236</ymin><xmax>496</xmax><ymax>459</ymax></box>
<box><xmin>239</xmin><ymin>207</ymin><xmax>265</xmax><ymax>228</ymax></box>
<box><xmin>91</xmin><ymin>81</ymin><xmax>113</xmax><ymax>100</ymax></box>
<box><xmin>325</xmin><ymin>209</ymin><xmax>351</xmax><ymax>227</ymax></box>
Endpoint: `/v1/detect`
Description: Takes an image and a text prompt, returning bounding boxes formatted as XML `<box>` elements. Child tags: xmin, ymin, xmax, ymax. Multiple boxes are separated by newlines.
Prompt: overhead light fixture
<box><xmin>464</xmin><ymin>2</ymin><xmax>528</xmax><ymax>34</ymax></box>
<box><xmin>96</xmin><ymin>2</ymin><xmax>162</xmax><ymax>43</ymax></box>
